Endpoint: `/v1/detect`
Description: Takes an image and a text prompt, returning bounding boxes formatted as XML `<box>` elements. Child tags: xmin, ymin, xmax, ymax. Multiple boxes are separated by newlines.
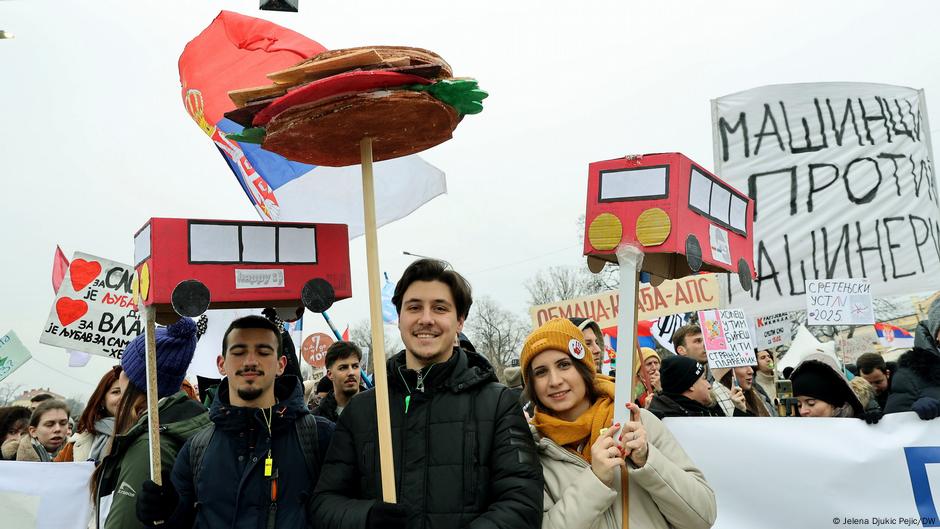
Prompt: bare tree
<box><xmin>0</xmin><ymin>383</ymin><xmax>23</xmax><ymax>406</ymax></box>
<box><xmin>464</xmin><ymin>296</ymin><xmax>529</xmax><ymax>383</ymax></box>
<box><xmin>525</xmin><ymin>265</ymin><xmax>617</xmax><ymax>307</ymax></box>
<box><xmin>349</xmin><ymin>319</ymin><xmax>403</xmax><ymax>374</ymax></box>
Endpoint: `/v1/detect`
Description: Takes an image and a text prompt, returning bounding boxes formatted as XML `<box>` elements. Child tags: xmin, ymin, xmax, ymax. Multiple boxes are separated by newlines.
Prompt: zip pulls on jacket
<box><xmin>401</xmin><ymin>363</ymin><xmax>437</xmax><ymax>414</ymax></box>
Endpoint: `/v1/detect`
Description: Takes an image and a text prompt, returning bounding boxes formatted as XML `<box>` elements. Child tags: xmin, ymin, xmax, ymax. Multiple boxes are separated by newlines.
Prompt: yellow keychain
<box><xmin>264</xmin><ymin>456</ymin><xmax>273</xmax><ymax>477</ymax></box>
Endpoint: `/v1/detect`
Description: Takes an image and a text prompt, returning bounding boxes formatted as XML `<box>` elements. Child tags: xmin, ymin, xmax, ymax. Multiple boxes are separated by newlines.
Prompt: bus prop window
<box><xmin>598</xmin><ymin>165</ymin><xmax>669</xmax><ymax>202</ymax></box>
<box><xmin>688</xmin><ymin>167</ymin><xmax>748</xmax><ymax>236</ymax></box>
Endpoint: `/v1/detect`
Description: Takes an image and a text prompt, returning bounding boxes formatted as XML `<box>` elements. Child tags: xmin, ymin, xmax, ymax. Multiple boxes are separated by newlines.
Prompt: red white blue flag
<box><xmin>873</xmin><ymin>322</ymin><xmax>914</xmax><ymax>348</ymax></box>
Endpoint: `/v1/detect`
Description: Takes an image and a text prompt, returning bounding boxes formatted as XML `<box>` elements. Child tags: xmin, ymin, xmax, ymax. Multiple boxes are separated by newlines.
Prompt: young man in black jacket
<box><xmin>310</xmin><ymin>258</ymin><xmax>543</xmax><ymax>529</ymax></box>
<box><xmin>648</xmin><ymin>355</ymin><xmax>728</xmax><ymax>418</ymax></box>
<box><xmin>312</xmin><ymin>341</ymin><xmax>363</xmax><ymax>422</ymax></box>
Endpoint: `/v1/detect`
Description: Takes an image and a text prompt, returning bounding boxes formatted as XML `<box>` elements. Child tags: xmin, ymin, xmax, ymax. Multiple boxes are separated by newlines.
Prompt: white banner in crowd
<box><xmin>666</xmin><ymin>413</ymin><xmax>940</xmax><ymax>529</ymax></box>
<box><xmin>711</xmin><ymin>82</ymin><xmax>939</xmax><ymax>315</ymax></box>
<box><xmin>0</xmin><ymin>461</ymin><xmax>94</xmax><ymax>529</ymax></box>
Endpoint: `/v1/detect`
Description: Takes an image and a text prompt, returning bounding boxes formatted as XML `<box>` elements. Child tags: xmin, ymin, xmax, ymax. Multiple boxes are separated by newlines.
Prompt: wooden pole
<box><xmin>360</xmin><ymin>137</ymin><xmax>397</xmax><ymax>502</ymax></box>
<box><xmin>613</xmin><ymin>245</ymin><xmax>643</xmax><ymax>529</ymax></box>
<box><xmin>143</xmin><ymin>305</ymin><xmax>162</xmax><ymax>484</ymax></box>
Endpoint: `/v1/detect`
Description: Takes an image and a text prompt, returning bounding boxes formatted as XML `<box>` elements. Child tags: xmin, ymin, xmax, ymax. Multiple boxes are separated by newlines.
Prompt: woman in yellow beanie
<box><xmin>521</xmin><ymin>318</ymin><xmax>716</xmax><ymax>529</ymax></box>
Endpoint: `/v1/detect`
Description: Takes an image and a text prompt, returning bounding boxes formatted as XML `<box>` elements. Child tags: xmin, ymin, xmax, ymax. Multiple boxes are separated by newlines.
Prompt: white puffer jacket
<box><xmin>534</xmin><ymin>408</ymin><xmax>717</xmax><ymax>529</ymax></box>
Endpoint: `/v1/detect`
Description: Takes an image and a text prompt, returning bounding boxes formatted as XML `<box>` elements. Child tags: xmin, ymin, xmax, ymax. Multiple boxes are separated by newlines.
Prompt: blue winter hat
<box><xmin>121</xmin><ymin>317</ymin><xmax>198</xmax><ymax>398</ymax></box>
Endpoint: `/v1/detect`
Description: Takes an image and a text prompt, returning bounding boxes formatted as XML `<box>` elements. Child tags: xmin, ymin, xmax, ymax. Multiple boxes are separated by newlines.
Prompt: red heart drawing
<box><xmin>69</xmin><ymin>259</ymin><xmax>102</xmax><ymax>292</ymax></box>
<box><xmin>56</xmin><ymin>297</ymin><xmax>88</xmax><ymax>327</ymax></box>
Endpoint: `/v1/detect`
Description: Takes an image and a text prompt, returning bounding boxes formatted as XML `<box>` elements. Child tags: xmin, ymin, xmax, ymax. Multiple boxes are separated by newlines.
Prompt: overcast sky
<box><xmin>2</xmin><ymin>0</ymin><xmax>939</xmax><ymax>400</ymax></box>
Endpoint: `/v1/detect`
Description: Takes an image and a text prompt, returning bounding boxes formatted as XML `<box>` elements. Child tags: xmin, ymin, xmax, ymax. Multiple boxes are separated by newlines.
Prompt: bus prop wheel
<box><xmin>171</xmin><ymin>280</ymin><xmax>211</xmax><ymax>317</ymax></box>
<box><xmin>737</xmin><ymin>259</ymin><xmax>753</xmax><ymax>292</ymax></box>
<box><xmin>685</xmin><ymin>235</ymin><xmax>703</xmax><ymax>273</ymax></box>
<box><xmin>302</xmin><ymin>278</ymin><xmax>335</xmax><ymax>313</ymax></box>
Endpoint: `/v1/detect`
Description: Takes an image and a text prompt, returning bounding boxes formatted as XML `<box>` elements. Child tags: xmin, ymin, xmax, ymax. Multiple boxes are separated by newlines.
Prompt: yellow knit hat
<box><xmin>636</xmin><ymin>347</ymin><xmax>660</xmax><ymax>373</ymax></box>
<box><xmin>520</xmin><ymin>318</ymin><xmax>595</xmax><ymax>386</ymax></box>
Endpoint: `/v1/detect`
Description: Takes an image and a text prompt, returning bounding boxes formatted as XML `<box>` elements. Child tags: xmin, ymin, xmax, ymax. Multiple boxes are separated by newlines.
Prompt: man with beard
<box><xmin>135</xmin><ymin>315</ymin><xmax>334</xmax><ymax>528</ymax></box>
<box><xmin>313</xmin><ymin>341</ymin><xmax>363</xmax><ymax>421</ymax></box>
<box><xmin>311</xmin><ymin>258</ymin><xmax>542</xmax><ymax>529</ymax></box>
<box><xmin>648</xmin><ymin>356</ymin><xmax>728</xmax><ymax>419</ymax></box>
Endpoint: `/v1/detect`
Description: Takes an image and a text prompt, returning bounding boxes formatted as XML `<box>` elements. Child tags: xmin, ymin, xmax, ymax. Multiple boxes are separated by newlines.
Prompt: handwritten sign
<box><xmin>698</xmin><ymin>309</ymin><xmax>756</xmax><ymax>369</ymax></box>
<box><xmin>39</xmin><ymin>252</ymin><xmax>141</xmax><ymax>359</ymax></box>
<box><xmin>753</xmin><ymin>312</ymin><xmax>791</xmax><ymax>350</ymax></box>
<box><xmin>805</xmin><ymin>279</ymin><xmax>874</xmax><ymax>325</ymax></box>
<box><xmin>530</xmin><ymin>274</ymin><xmax>721</xmax><ymax>329</ymax></box>
<box><xmin>302</xmin><ymin>332</ymin><xmax>334</xmax><ymax>368</ymax></box>
<box><xmin>0</xmin><ymin>331</ymin><xmax>31</xmax><ymax>383</ymax></box>
<box><xmin>235</xmin><ymin>269</ymin><xmax>285</xmax><ymax>289</ymax></box>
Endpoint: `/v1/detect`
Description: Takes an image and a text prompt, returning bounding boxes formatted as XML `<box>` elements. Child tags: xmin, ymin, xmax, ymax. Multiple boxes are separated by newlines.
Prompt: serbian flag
<box><xmin>636</xmin><ymin>320</ymin><xmax>657</xmax><ymax>350</ymax></box>
<box><xmin>178</xmin><ymin>11</ymin><xmax>446</xmax><ymax>237</ymax></box>
<box><xmin>874</xmin><ymin>322</ymin><xmax>915</xmax><ymax>348</ymax></box>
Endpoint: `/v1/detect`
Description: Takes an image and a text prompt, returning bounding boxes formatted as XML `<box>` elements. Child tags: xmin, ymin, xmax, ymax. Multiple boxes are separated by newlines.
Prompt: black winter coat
<box><xmin>312</xmin><ymin>391</ymin><xmax>341</xmax><ymax>422</ymax></box>
<box><xmin>885</xmin><ymin>347</ymin><xmax>940</xmax><ymax>414</ymax></box>
<box><xmin>648</xmin><ymin>393</ymin><xmax>726</xmax><ymax>419</ymax></box>
<box><xmin>310</xmin><ymin>347</ymin><xmax>543</xmax><ymax>529</ymax></box>
<box><xmin>171</xmin><ymin>376</ymin><xmax>334</xmax><ymax>529</ymax></box>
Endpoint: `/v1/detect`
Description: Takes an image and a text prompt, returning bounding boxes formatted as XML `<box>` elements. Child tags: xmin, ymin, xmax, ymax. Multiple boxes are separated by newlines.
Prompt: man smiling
<box><xmin>312</xmin><ymin>258</ymin><xmax>543</xmax><ymax>529</ymax></box>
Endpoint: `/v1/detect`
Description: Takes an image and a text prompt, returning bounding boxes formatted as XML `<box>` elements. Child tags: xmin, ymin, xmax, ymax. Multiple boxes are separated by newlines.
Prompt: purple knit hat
<box><xmin>121</xmin><ymin>318</ymin><xmax>198</xmax><ymax>398</ymax></box>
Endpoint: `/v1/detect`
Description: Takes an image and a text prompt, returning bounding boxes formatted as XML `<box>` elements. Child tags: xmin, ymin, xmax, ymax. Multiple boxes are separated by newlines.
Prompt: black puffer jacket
<box><xmin>647</xmin><ymin>393</ymin><xmax>726</xmax><ymax>419</ymax></box>
<box><xmin>312</xmin><ymin>391</ymin><xmax>341</xmax><ymax>422</ymax></box>
<box><xmin>885</xmin><ymin>305</ymin><xmax>940</xmax><ymax>414</ymax></box>
<box><xmin>310</xmin><ymin>347</ymin><xmax>543</xmax><ymax>529</ymax></box>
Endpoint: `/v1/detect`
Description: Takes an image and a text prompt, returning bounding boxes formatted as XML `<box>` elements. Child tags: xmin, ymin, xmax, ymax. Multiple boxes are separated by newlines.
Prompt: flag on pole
<box><xmin>873</xmin><ymin>322</ymin><xmax>915</xmax><ymax>348</ymax></box>
<box><xmin>52</xmin><ymin>246</ymin><xmax>68</xmax><ymax>293</ymax></box>
<box><xmin>381</xmin><ymin>273</ymin><xmax>398</xmax><ymax>325</ymax></box>
<box><xmin>342</xmin><ymin>325</ymin><xmax>350</xmax><ymax>342</ymax></box>
<box><xmin>0</xmin><ymin>331</ymin><xmax>32</xmax><ymax>383</ymax></box>
<box><xmin>178</xmin><ymin>11</ymin><xmax>446</xmax><ymax>237</ymax></box>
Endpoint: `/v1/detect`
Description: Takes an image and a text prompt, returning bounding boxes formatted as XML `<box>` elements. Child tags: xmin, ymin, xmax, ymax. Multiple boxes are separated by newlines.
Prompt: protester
<box><xmin>13</xmin><ymin>399</ymin><xmax>69</xmax><ymax>462</ymax></box>
<box><xmin>29</xmin><ymin>393</ymin><xmax>54</xmax><ymax>410</ymax></box>
<box><xmin>311</xmin><ymin>258</ymin><xmax>543</xmax><ymax>529</ymax></box>
<box><xmin>523</xmin><ymin>318</ymin><xmax>716</xmax><ymax>529</ymax></box>
<box><xmin>648</xmin><ymin>356</ymin><xmax>726</xmax><ymax>418</ymax></box>
<box><xmin>886</xmin><ymin>300</ymin><xmax>940</xmax><ymax>419</ymax></box>
<box><xmin>712</xmin><ymin>367</ymin><xmax>773</xmax><ymax>417</ymax></box>
<box><xmin>313</xmin><ymin>340</ymin><xmax>363</xmax><ymax>421</ymax></box>
<box><xmin>790</xmin><ymin>353</ymin><xmax>865</xmax><ymax>420</ymax></box>
<box><xmin>673</xmin><ymin>324</ymin><xmax>706</xmax><ymax>363</ymax></box>
<box><xmin>569</xmin><ymin>317</ymin><xmax>605</xmax><ymax>373</ymax></box>
<box><xmin>92</xmin><ymin>317</ymin><xmax>209</xmax><ymax>529</ymax></box>
<box><xmin>849</xmin><ymin>376</ymin><xmax>884</xmax><ymax>423</ymax></box>
<box><xmin>855</xmin><ymin>353</ymin><xmax>891</xmax><ymax>411</ymax></box>
<box><xmin>634</xmin><ymin>347</ymin><xmax>661</xmax><ymax>408</ymax></box>
<box><xmin>0</xmin><ymin>405</ymin><xmax>31</xmax><ymax>460</ymax></box>
<box><xmin>754</xmin><ymin>349</ymin><xmax>777</xmax><ymax>406</ymax></box>
<box><xmin>55</xmin><ymin>366</ymin><xmax>122</xmax><ymax>463</ymax></box>
<box><xmin>134</xmin><ymin>314</ymin><xmax>333</xmax><ymax>528</ymax></box>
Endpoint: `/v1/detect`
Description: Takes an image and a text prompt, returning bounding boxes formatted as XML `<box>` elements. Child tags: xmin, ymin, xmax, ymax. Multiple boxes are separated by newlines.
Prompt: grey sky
<box><xmin>2</xmin><ymin>0</ymin><xmax>939</xmax><ymax>399</ymax></box>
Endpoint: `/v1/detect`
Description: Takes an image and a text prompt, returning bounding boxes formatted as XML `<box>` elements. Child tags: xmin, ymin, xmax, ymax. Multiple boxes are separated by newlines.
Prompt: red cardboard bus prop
<box><xmin>132</xmin><ymin>218</ymin><xmax>351</xmax><ymax>322</ymax></box>
<box><xmin>584</xmin><ymin>152</ymin><xmax>756</xmax><ymax>291</ymax></box>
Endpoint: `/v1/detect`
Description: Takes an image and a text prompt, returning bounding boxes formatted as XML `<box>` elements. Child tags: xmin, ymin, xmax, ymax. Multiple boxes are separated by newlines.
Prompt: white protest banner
<box><xmin>698</xmin><ymin>309</ymin><xmax>756</xmax><ymax>369</ymax></box>
<box><xmin>529</xmin><ymin>274</ymin><xmax>721</xmax><ymax>330</ymax></box>
<box><xmin>39</xmin><ymin>252</ymin><xmax>142</xmax><ymax>359</ymax></box>
<box><xmin>712</xmin><ymin>83</ymin><xmax>939</xmax><ymax>315</ymax></box>
<box><xmin>0</xmin><ymin>331</ymin><xmax>32</xmax><ymax>382</ymax></box>
<box><xmin>752</xmin><ymin>312</ymin><xmax>791</xmax><ymax>350</ymax></box>
<box><xmin>805</xmin><ymin>278</ymin><xmax>874</xmax><ymax>325</ymax></box>
<box><xmin>0</xmin><ymin>461</ymin><xmax>94</xmax><ymax>529</ymax></box>
<box><xmin>666</xmin><ymin>413</ymin><xmax>940</xmax><ymax>529</ymax></box>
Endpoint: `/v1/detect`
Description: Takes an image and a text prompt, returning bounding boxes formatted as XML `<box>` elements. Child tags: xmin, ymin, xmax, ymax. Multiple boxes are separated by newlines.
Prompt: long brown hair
<box><xmin>76</xmin><ymin>366</ymin><xmax>122</xmax><ymax>435</ymax></box>
<box><xmin>90</xmin><ymin>379</ymin><xmax>146</xmax><ymax>501</ymax></box>
<box><xmin>523</xmin><ymin>357</ymin><xmax>598</xmax><ymax>415</ymax></box>
<box><xmin>720</xmin><ymin>369</ymin><xmax>770</xmax><ymax>417</ymax></box>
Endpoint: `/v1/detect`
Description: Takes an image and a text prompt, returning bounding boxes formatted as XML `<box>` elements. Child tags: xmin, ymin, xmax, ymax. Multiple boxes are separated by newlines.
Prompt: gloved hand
<box><xmin>863</xmin><ymin>408</ymin><xmax>884</xmax><ymax>424</ymax></box>
<box><xmin>912</xmin><ymin>397</ymin><xmax>940</xmax><ymax>420</ymax></box>
<box><xmin>367</xmin><ymin>501</ymin><xmax>408</xmax><ymax>529</ymax></box>
<box><xmin>136</xmin><ymin>472</ymin><xmax>179</xmax><ymax>527</ymax></box>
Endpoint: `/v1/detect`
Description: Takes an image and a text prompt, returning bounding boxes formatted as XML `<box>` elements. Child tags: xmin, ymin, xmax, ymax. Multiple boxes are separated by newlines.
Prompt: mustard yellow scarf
<box><xmin>532</xmin><ymin>375</ymin><xmax>616</xmax><ymax>463</ymax></box>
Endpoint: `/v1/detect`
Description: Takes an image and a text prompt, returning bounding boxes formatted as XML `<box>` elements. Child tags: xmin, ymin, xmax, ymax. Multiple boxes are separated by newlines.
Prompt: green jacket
<box><xmin>95</xmin><ymin>391</ymin><xmax>209</xmax><ymax>529</ymax></box>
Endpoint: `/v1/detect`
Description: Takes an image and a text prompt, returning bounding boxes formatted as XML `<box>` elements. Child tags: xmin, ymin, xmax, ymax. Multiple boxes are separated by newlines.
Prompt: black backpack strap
<box><xmin>188</xmin><ymin>423</ymin><xmax>216</xmax><ymax>499</ymax></box>
<box><xmin>294</xmin><ymin>413</ymin><xmax>322</xmax><ymax>480</ymax></box>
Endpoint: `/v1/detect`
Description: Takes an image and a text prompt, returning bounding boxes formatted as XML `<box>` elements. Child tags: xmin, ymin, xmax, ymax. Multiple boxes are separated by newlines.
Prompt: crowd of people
<box><xmin>1</xmin><ymin>257</ymin><xmax>939</xmax><ymax>529</ymax></box>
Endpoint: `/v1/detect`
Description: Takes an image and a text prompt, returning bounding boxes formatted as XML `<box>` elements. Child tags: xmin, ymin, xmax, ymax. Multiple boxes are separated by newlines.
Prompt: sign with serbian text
<box><xmin>39</xmin><ymin>252</ymin><xmax>141</xmax><ymax>359</ymax></box>
<box><xmin>805</xmin><ymin>278</ymin><xmax>874</xmax><ymax>325</ymax></box>
<box><xmin>698</xmin><ymin>309</ymin><xmax>756</xmax><ymax>369</ymax></box>
<box><xmin>0</xmin><ymin>331</ymin><xmax>31</xmax><ymax>383</ymax></box>
<box><xmin>712</xmin><ymin>82</ymin><xmax>939</xmax><ymax>315</ymax></box>
<box><xmin>302</xmin><ymin>332</ymin><xmax>334</xmax><ymax>368</ymax></box>
<box><xmin>753</xmin><ymin>312</ymin><xmax>791</xmax><ymax>350</ymax></box>
<box><xmin>530</xmin><ymin>274</ymin><xmax>720</xmax><ymax>329</ymax></box>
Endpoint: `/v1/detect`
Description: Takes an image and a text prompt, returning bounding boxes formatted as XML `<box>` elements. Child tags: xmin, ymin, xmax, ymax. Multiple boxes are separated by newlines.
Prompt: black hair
<box><xmin>325</xmin><ymin>341</ymin><xmax>362</xmax><ymax>370</ymax></box>
<box><xmin>855</xmin><ymin>353</ymin><xmax>887</xmax><ymax>376</ymax></box>
<box><xmin>393</xmin><ymin>258</ymin><xmax>472</xmax><ymax>320</ymax></box>
<box><xmin>0</xmin><ymin>406</ymin><xmax>31</xmax><ymax>437</ymax></box>
<box><xmin>30</xmin><ymin>393</ymin><xmax>54</xmax><ymax>404</ymax></box>
<box><xmin>222</xmin><ymin>315</ymin><xmax>283</xmax><ymax>357</ymax></box>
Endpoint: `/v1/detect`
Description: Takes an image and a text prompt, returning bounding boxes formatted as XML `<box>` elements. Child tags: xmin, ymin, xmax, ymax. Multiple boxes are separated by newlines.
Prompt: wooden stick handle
<box><xmin>360</xmin><ymin>137</ymin><xmax>397</xmax><ymax>503</ymax></box>
<box><xmin>144</xmin><ymin>305</ymin><xmax>162</xmax><ymax>484</ymax></box>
